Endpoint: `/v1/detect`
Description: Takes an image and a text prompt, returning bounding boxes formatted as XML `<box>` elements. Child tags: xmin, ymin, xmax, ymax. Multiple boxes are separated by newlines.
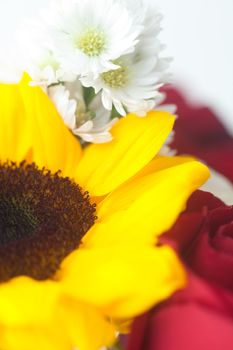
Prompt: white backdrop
<box><xmin>0</xmin><ymin>0</ymin><xmax>232</xmax><ymax>132</ymax></box>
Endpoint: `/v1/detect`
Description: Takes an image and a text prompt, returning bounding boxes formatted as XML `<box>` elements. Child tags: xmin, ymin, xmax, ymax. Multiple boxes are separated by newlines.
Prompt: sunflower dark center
<box><xmin>0</xmin><ymin>198</ymin><xmax>39</xmax><ymax>245</ymax></box>
<box><xmin>0</xmin><ymin>161</ymin><xmax>96</xmax><ymax>282</ymax></box>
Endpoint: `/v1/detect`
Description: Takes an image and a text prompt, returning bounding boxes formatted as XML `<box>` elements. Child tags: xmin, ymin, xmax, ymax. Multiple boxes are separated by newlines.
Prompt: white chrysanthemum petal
<box><xmin>48</xmin><ymin>85</ymin><xmax>77</xmax><ymax>129</ymax></box>
<box><xmin>156</xmin><ymin>104</ymin><xmax>177</xmax><ymax>115</ymax></box>
<box><xmin>113</xmin><ymin>99</ymin><xmax>127</xmax><ymax>116</ymax></box>
<box><xmin>101</xmin><ymin>90</ymin><xmax>113</xmax><ymax>110</ymax></box>
<box><xmin>73</xmin><ymin>120</ymin><xmax>94</xmax><ymax>133</ymax></box>
<box><xmin>158</xmin><ymin>131</ymin><xmax>176</xmax><ymax>156</ymax></box>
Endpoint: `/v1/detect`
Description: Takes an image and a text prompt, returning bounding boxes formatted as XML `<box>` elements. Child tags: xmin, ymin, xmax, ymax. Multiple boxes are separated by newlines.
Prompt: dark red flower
<box><xmin>126</xmin><ymin>191</ymin><xmax>233</xmax><ymax>350</ymax></box>
<box><xmin>127</xmin><ymin>273</ymin><xmax>233</xmax><ymax>350</ymax></box>
<box><xmin>185</xmin><ymin>205</ymin><xmax>233</xmax><ymax>290</ymax></box>
<box><xmin>163</xmin><ymin>87</ymin><xmax>233</xmax><ymax>182</ymax></box>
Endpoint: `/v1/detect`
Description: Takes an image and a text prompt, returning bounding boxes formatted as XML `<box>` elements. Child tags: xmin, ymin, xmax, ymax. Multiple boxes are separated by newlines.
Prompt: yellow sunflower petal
<box><xmin>18</xmin><ymin>74</ymin><xmax>82</xmax><ymax>177</ymax></box>
<box><xmin>0</xmin><ymin>83</ymin><xmax>29</xmax><ymax>162</ymax></box>
<box><xmin>0</xmin><ymin>325</ymin><xmax>70</xmax><ymax>350</ymax></box>
<box><xmin>98</xmin><ymin>156</ymin><xmax>209</xmax><ymax>218</ymax></box>
<box><xmin>0</xmin><ymin>75</ymin><xmax>82</xmax><ymax>176</ymax></box>
<box><xmin>0</xmin><ymin>277</ymin><xmax>60</xmax><ymax>327</ymax></box>
<box><xmin>0</xmin><ymin>301</ymin><xmax>115</xmax><ymax>350</ymax></box>
<box><xmin>75</xmin><ymin>111</ymin><xmax>174</xmax><ymax>196</ymax></box>
<box><xmin>83</xmin><ymin>156</ymin><xmax>209</xmax><ymax>248</ymax></box>
<box><xmin>135</xmin><ymin>155</ymin><xmax>196</xmax><ymax>177</ymax></box>
<box><xmin>57</xmin><ymin>297</ymin><xmax>115</xmax><ymax>350</ymax></box>
<box><xmin>0</xmin><ymin>283</ymin><xmax>115</xmax><ymax>350</ymax></box>
<box><xmin>59</xmin><ymin>245</ymin><xmax>186</xmax><ymax>319</ymax></box>
<box><xmin>82</xmin><ymin>210</ymin><xmax>156</xmax><ymax>248</ymax></box>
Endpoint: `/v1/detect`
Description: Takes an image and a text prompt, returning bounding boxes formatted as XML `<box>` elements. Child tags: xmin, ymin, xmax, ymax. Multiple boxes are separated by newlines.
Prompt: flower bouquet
<box><xmin>0</xmin><ymin>1</ymin><xmax>232</xmax><ymax>350</ymax></box>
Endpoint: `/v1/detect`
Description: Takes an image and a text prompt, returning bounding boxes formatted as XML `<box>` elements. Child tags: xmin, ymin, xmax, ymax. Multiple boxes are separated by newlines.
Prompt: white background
<box><xmin>0</xmin><ymin>0</ymin><xmax>232</xmax><ymax>132</ymax></box>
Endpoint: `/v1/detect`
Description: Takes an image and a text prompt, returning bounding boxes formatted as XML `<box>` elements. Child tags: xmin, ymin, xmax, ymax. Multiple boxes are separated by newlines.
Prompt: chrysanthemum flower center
<box><xmin>101</xmin><ymin>64</ymin><xmax>128</xmax><ymax>88</ymax></box>
<box><xmin>76</xmin><ymin>28</ymin><xmax>106</xmax><ymax>56</ymax></box>
<box><xmin>0</xmin><ymin>161</ymin><xmax>96</xmax><ymax>282</ymax></box>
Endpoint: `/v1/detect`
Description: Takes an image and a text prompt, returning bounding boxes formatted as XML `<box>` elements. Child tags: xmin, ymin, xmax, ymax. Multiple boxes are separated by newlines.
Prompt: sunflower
<box><xmin>0</xmin><ymin>74</ymin><xmax>209</xmax><ymax>350</ymax></box>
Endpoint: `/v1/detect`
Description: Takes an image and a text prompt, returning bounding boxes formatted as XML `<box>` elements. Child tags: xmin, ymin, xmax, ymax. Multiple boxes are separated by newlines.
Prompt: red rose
<box><xmin>163</xmin><ymin>87</ymin><xmax>233</xmax><ymax>182</ymax></box>
<box><xmin>127</xmin><ymin>274</ymin><xmax>233</xmax><ymax>350</ymax></box>
<box><xmin>186</xmin><ymin>205</ymin><xmax>233</xmax><ymax>290</ymax></box>
<box><xmin>126</xmin><ymin>191</ymin><xmax>233</xmax><ymax>350</ymax></box>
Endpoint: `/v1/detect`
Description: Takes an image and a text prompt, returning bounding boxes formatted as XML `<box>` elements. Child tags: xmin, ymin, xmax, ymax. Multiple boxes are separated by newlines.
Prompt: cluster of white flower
<box><xmin>19</xmin><ymin>0</ymin><xmax>171</xmax><ymax>143</ymax></box>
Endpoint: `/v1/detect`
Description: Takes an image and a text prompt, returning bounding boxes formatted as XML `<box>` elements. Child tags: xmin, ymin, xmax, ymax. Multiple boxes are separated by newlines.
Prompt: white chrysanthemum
<box><xmin>25</xmin><ymin>49</ymin><xmax>69</xmax><ymax>86</ymax></box>
<box><xmin>48</xmin><ymin>82</ymin><xmax>117</xmax><ymax>143</ymax></box>
<box><xmin>81</xmin><ymin>0</ymin><xmax>171</xmax><ymax>116</ymax></box>
<box><xmin>44</xmin><ymin>0</ymin><xmax>142</xmax><ymax>77</ymax></box>
<box><xmin>18</xmin><ymin>20</ymin><xmax>76</xmax><ymax>86</ymax></box>
<box><xmin>82</xmin><ymin>53</ymin><xmax>170</xmax><ymax>116</ymax></box>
